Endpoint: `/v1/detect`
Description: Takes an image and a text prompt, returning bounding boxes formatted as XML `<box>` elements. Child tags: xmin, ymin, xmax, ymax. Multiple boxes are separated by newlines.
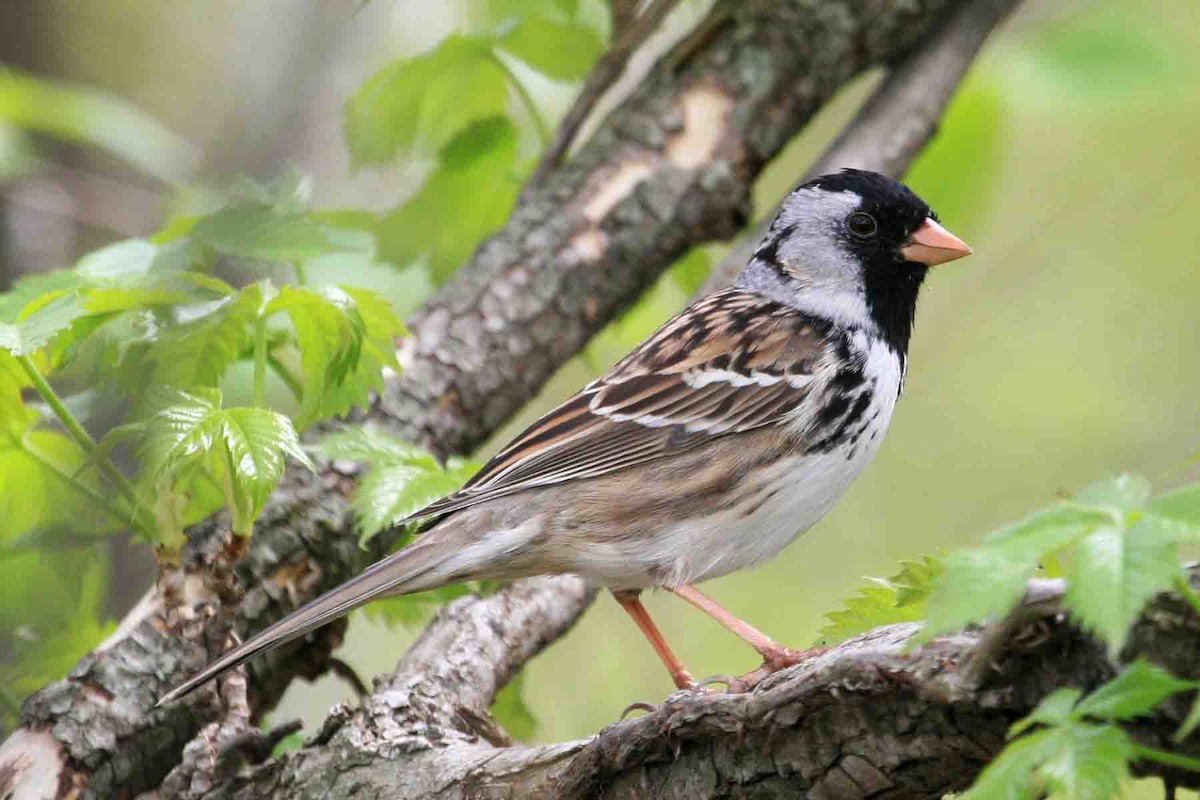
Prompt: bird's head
<box><xmin>737</xmin><ymin>168</ymin><xmax>971</xmax><ymax>352</ymax></box>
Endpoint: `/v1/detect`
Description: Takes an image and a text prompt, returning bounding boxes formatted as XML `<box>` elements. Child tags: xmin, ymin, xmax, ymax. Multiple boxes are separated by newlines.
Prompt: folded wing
<box><xmin>410</xmin><ymin>288</ymin><xmax>833</xmax><ymax>521</ymax></box>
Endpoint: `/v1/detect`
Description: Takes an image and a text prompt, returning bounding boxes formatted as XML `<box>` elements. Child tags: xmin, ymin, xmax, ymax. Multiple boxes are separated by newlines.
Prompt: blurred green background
<box><xmin>2</xmin><ymin>0</ymin><xmax>1198</xmax><ymax>793</ymax></box>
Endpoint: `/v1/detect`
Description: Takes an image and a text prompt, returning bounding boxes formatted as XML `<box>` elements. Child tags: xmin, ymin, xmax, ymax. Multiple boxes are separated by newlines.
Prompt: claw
<box><xmin>620</xmin><ymin>701</ymin><xmax>658</xmax><ymax>720</ymax></box>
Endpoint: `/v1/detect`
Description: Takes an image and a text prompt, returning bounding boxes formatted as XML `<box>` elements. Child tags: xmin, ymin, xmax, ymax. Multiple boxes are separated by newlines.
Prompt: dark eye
<box><xmin>846</xmin><ymin>212</ymin><xmax>877</xmax><ymax>238</ymax></box>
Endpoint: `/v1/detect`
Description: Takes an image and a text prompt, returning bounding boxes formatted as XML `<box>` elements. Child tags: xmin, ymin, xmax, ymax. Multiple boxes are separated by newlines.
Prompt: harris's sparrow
<box><xmin>161</xmin><ymin>169</ymin><xmax>971</xmax><ymax>704</ymax></box>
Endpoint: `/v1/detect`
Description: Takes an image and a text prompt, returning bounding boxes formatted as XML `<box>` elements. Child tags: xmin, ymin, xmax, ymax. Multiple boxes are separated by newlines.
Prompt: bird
<box><xmin>159</xmin><ymin>169</ymin><xmax>971</xmax><ymax>705</ymax></box>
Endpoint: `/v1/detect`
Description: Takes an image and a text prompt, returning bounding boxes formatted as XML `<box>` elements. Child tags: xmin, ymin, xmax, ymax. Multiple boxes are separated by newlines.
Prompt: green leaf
<box><xmin>75</xmin><ymin>238</ymin><xmax>159</xmax><ymax>279</ymax></box>
<box><xmin>144</xmin><ymin>283</ymin><xmax>262</xmax><ymax>389</ymax></box>
<box><xmin>378</xmin><ymin>117</ymin><xmax>521</xmax><ymax>282</ymax></box>
<box><xmin>314</xmin><ymin>427</ymin><xmax>478</xmax><ymax>543</ymax></box>
<box><xmin>968</xmin><ymin>684</ymin><xmax>1136</xmax><ymax>800</ymax></box>
<box><xmin>1064</xmin><ymin>516</ymin><xmax>1180</xmax><ymax>652</ymax></box>
<box><xmin>0</xmin><ymin>351</ymin><xmax>35</xmax><ymax>437</ymax></box>
<box><xmin>1176</xmin><ymin>693</ymin><xmax>1200</xmax><ymax>743</ymax></box>
<box><xmin>0</xmin><ymin>555</ymin><xmax>115</xmax><ymax>707</ymax></box>
<box><xmin>313</xmin><ymin>426</ymin><xmax>427</xmax><ymax>464</ymax></box>
<box><xmin>266</xmin><ymin>286</ymin><xmax>403</xmax><ymax>428</ymax></box>
<box><xmin>192</xmin><ymin>204</ymin><xmax>372</xmax><ymax>263</ymax></box>
<box><xmin>1073</xmin><ymin>473</ymin><xmax>1151</xmax><ymax>514</ymax></box>
<box><xmin>497</xmin><ymin>17</ymin><xmax>603</xmax><ymax>80</ymax></box>
<box><xmin>815</xmin><ymin>556</ymin><xmax>941</xmax><ymax>645</ymax></box>
<box><xmin>923</xmin><ymin>505</ymin><xmax>1111</xmax><ymax>638</ymax></box>
<box><xmin>354</xmin><ymin>460</ymin><xmax>475</xmax><ymax>542</ymax></box>
<box><xmin>1009</xmin><ymin>688</ymin><xmax>1083</xmax><ymax>737</ymax></box>
<box><xmin>0</xmin><ymin>430</ymin><xmax>112</xmax><ymax>546</ymax></box>
<box><xmin>962</xmin><ymin>728</ymin><xmax>1060</xmax><ymax>800</ymax></box>
<box><xmin>133</xmin><ymin>388</ymin><xmax>312</xmax><ymax>536</ymax></box>
<box><xmin>1148</xmin><ymin>484</ymin><xmax>1200</xmax><ymax>536</ymax></box>
<box><xmin>344</xmin><ymin>35</ymin><xmax>509</xmax><ymax>165</ymax></box>
<box><xmin>0</xmin><ymin>269</ymin><xmax>88</xmax><ymax>323</ymax></box>
<box><xmin>1037</xmin><ymin>724</ymin><xmax>1132</xmax><ymax>799</ymax></box>
<box><xmin>220</xmin><ymin>407</ymin><xmax>313</xmax><ymax>534</ymax></box>
<box><xmin>1073</xmin><ymin>661</ymin><xmax>1198</xmax><ymax>722</ymax></box>
<box><xmin>0</xmin><ymin>293</ymin><xmax>87</xmax><ymax>356</ymax></box>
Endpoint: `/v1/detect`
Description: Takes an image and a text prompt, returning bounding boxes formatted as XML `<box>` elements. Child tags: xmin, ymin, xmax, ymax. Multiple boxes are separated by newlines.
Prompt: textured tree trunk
<box><xmin>11</xmin><ymin>2</ymin><xmax>1188</xmax><ymax>799</ymax></box>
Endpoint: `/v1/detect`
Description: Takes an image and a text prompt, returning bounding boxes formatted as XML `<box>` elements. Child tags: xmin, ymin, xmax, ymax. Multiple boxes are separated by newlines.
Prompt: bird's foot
<box><xmin>728</xmin><ymin>645</ymin><xmax>830</xmax><ymax>691</ymax></box>
<box><xmin>619</xmin><ymin>701</ymin><xmax>659</xmax><ymax>720</ymax></box>
<box><xmin>760</xmin><ymin>644</ymin><xmax>829</xmax><ymax>672</ymax></box>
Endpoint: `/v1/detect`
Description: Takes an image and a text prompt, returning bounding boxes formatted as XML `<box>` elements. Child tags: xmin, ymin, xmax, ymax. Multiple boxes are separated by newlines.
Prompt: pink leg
<box><xmin>613</xmin><ymin>591</ymin><xmax>696</xmax><ymax>690</ymax></box>
<box><xmin>669</xmin><ymin>584</ymin><xmax>825</xmax><ymax>673</ymax></box>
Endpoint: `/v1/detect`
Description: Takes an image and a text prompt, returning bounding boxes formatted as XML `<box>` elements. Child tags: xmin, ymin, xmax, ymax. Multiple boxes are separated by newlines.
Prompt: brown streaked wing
<box><xmin>405</xmin><ymin>288</ymin><xmax>831</xmax><ymax>523</ymax></box>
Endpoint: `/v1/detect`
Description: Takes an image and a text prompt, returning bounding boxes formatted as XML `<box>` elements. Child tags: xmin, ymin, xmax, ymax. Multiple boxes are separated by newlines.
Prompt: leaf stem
<box><xmin>492</xmin><ymin>54</ymin><xmax>550</xmax><ymax>147</ymax></box>
<box><xmin>17</xmin><ymin>355</ymin><xmax>146</xmax><ymax>522</ymax></box>
<box><xmin>293</xmin><ymin>261</ymin><xmax>308</xmax><ymax>286</ymax></box>
<box><xmin>22</xmin><ymin>437</ymin><xmax>135</xmax><ymax>529</ymax></box>
<box><xmin>1133</xmin><ymin>744</ymin><xmax>1200</xmax><ymax>772</ymax></box>
<box><xmin>253</xmin><ymin>316</ymin><xmax>267</xmax><ymax>408</ymax></box>
<box><xmin>267</xmin><ymin>353</ymin><xmax>303</xmax><ymax>401</ymax></box>
<box><xmin>1174</xmin><ymin>573</ymin><xmax>1200</xmax><ymax>620</ymax></box>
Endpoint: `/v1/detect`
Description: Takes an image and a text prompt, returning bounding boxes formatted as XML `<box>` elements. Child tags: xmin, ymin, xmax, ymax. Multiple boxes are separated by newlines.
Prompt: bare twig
<box><xmin>703</xmin><ymin>0</ymin><xmax>1021</xmax><ymax>293</ymax></box>
<box><xmin>526</xmin><ymin>0</ymin><xmax>681</xmax><ymax>186</ymax></box>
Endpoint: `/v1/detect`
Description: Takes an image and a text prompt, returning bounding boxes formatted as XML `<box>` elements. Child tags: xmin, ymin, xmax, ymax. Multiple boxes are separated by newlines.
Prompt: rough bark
<box><xmin>0</xmin><ymin>0</ymin><xmax>1037</xmax><ymax>798</ymax></box>
<box><xmin>208</xmin><ymin>574</ymin><xmax>1200</xmax><ymax>799</ymax></box>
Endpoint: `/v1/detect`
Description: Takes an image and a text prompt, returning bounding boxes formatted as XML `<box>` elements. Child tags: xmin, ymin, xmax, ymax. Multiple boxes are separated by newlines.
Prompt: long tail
<box><xmin>156</xmin><ymin>536</ymin><xmax>451</xmax><ymax>706</ymax></box>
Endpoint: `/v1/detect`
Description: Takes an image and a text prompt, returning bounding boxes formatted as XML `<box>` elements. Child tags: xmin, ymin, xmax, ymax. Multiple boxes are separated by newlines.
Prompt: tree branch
<box><xmin>207</xmin><ymin>572</ymin><xmax>1200</xmax><ymax>799</ymax></box>
<box><xmin>0</xmin><ymin>0</ymin><xmax>1019</xmax><ymax>797</ymax></box>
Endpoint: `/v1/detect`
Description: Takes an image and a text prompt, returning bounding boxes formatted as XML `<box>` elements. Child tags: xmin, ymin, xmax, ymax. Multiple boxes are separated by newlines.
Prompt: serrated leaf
<box><xmin>962</xmin><ymin>728</ymin><xmax>1060</xmax><ymax>800</ymax></box>
<box><xmin>1064</xmin><ymin>516</ymin><xmax>1180</xmax><ymax>652</ymax></box>
<box><xmin>266</xmin><ymin>285</ymin><xmax>402</xmax><ymax>428</ymax></box>
<box><xmin>315</xmin><ymin>427</ymin><xmax>478</xmax><ymax>543</ymax></box>
<box><xmin>1148</xmin><ymin>485</ymin><xmax>1200</xmax><ymax>538</ymax></box>
<box><xmin>815</xmin><ymin>556</ymin><xmax>941</xmax><ymax>645</ymax></box>
<box><xmin>134</xmin><ymin>388</ymin><xmax>312</xmax><ymax>536</ymax></box>
<box><xmin>339</xmin><ymin>286</ymin><xmax>405</xmax><ymax>370</ymax></box>
<box><xmin>192</xmin><ymin>204</ymin><xmax>372</xmax><ymax>263</ymax></box>
<box><xmin>1074</xmin><ymin>660</ymin><xmax>1198</xmax><ymax>722</ymax></box>
<box><xmin>498</xmin><ymin>16</ymin><xmax>603</xmax><ymax>80</ymax></box>
<box><xmin>378</xmin><ymin>117</ymin><xmax>521</xmax><ymax>282</ymax></box>
<box><xmin>924</xmin><ymin>506</ymin><xmax>1111</xmax><ymax>638</ymax></box>
<box><xmin>75</xmin><ymin>238</ymin><xmax>159</xmax><ymax>279</ymax></box>
<box><xmin>344</xmin><ymin>35</ymin><xmax>508</xmax><ymax>165</ymax></box>
<box><xmin>1038</xmin><ymin>724</ymin><xmax>1132</xmax><ymax>799</ymax></box>
<box><xmin>0</xmin><ymin>293</ymin><xmax>87</xmax><ymax>356</ymax></box>
<box><xmin>313</xmin><ymin>426</ymin><xmax>428</xmax><ymax>465</ymax></box>
<box><xmin>144</xmin><ymin>283</ymin><xmax>262</xmax><ymax>389</ymax></box>
<box><xmin>220</xmin><ymin>407</ymin><xmax>312</xmax><ymax>534</ymax></box>
<box><xmin>354</xmin><ymin>459</ymin><xmax>476</xmax><ymax>543</ymax></box>
<box><xmin>1009</xmin><ymin>688</ymin><xmax>1083</xmax><ymax>737</ymax></box>
<box><xmin>1073</xmin><ymin>473</ymin><xmax>1151</xmax><ymax>514</ymax></box>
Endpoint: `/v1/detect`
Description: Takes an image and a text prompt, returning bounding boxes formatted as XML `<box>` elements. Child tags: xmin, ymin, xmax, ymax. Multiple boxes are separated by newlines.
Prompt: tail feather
<box><xmin>157</xmin><ymin>538</ymin><xmax>447</xmax><ymax>707</ymax></box>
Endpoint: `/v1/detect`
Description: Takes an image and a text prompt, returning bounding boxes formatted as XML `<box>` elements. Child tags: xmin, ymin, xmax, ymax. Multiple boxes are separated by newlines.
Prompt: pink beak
<box><xmin>900</xmin><ymin>218</ymin><xmax>972</xmax><ymax>266</ymax></box>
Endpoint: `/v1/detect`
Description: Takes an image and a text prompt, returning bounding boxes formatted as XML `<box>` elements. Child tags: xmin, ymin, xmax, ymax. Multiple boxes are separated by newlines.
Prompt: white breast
<box><xmin>641</xmin><ymin>335</ymin><xmax>903</xmax><ymax>588</ymax></box>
